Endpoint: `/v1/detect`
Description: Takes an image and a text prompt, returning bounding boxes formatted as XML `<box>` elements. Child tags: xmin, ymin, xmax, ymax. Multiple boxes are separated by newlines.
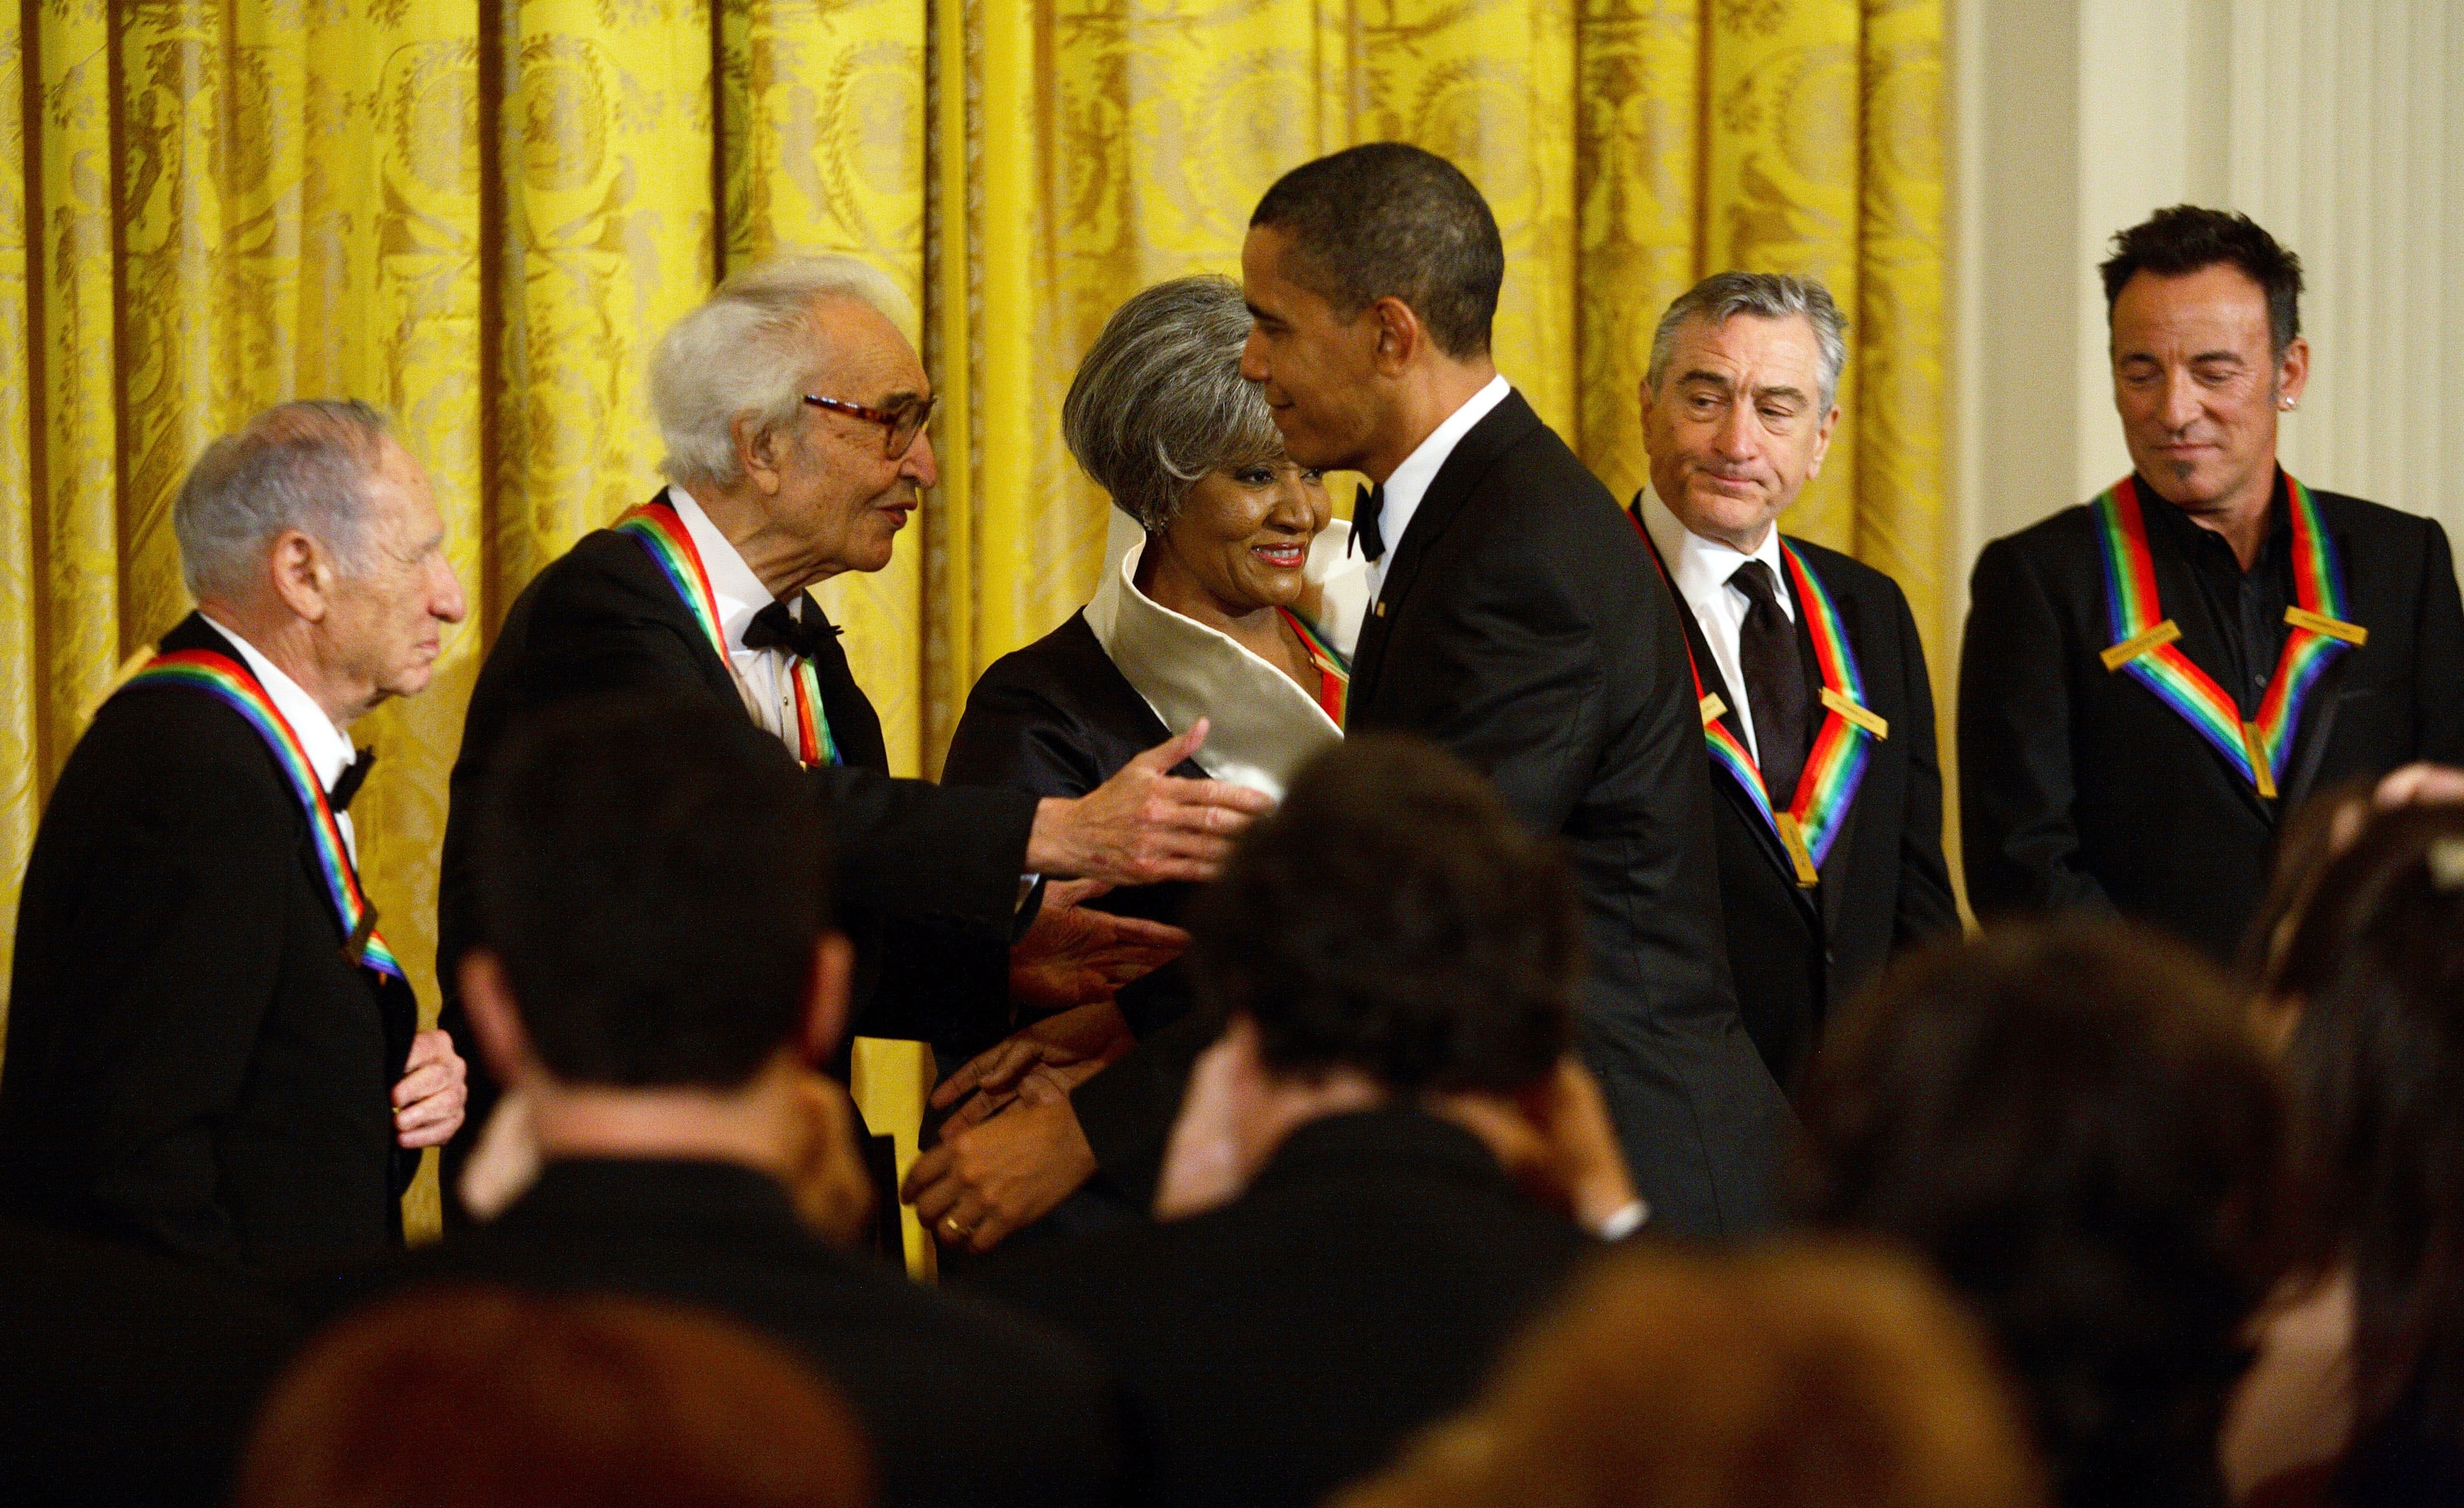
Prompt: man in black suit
<box><xmin>1</xmin><ymin>401</ymin><xmax>469</xmax><ymax>1267</ymax></box>
<box><xmin>341</xmin><ymin>696</ymin><xmax>1124</xmax><ymax>1508</ymax></box>
<box><xmin>971</xmin><ymin>736</ymin><xmax>1639</xmax><ymax>1508</ymax></box>
<box><xmin>1961</xmin><ymin>207</ymin><xmax>2464</xmax><ymax>963</ymax></box>
<box><xmin>436</xmin><ymin>255</ymin><xmax>1266</xmax><ymax>1210</ymax></box>
<box><xmin>1236</xmin><ymin>144</ymin><xmax>1786</xmax><ymax>1235</ymax></box>
<box><xmin>1632</xmin><ymin>272</ymin><xmax>1958</xmax><ymax>1093</ymax></box>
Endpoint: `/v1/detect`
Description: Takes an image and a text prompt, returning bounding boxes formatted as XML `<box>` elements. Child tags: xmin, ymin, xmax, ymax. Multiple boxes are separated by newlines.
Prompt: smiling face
<box><xmin>1641</xmin><ymin>311</ymin><xmax>1839</xmax><ymax>553</ymax></box>
<box><xmin>1238</xmin><ymin>226</ymin><xmax>1386</xmax><ymax>474</ymax></box>
<box><xmin>2110</xmin><ymin>264</ymin><xmax>2307</xmax><ymax>524</ymax></box>
<box><xmin>1147</xmin><ymin>458</ymin><xmax>1331</xmax><ymax>618</ymax></box>
<box><xmin>320</xmin><ymin>437</ymin><xmax>466</xmax><ymax>715</ymax></box>
<box><xmin>775</xmin><ymin>296</ymin><xmax>939</xmax><ymax>577</ymax></box>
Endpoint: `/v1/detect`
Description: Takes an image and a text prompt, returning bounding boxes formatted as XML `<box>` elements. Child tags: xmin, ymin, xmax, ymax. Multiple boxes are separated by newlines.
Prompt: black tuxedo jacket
<box><xmin>1961</xmin><ymin>479</ymin><xmax>2464</xmax><ymax>963</ymax></box>
<box><xmin>311</xmin><ymin>1158</ymin><xmax>1125</xmax><ymax>1508</ymax></box>
<box><xmin>1634</xmin><ymin>513</ymin><xmax>1960</xmax><ymax>1092</ymax></box>
<box><xmin>968</xmin><ymin>1109</ymin><xmax>1595</xmax><ymax>1508</ymax></box>
<box><xmin>1344</xmin><ymin>390</ymin><xmax>1787</xmax><ymax>1237</ymax></box>
<box><xmin>0</xmin><ymin>614</ymin><xmax>418</xmax><ymax>1267</ymax></box>
<box><xmin>943</xmin><ymin>609</ymin><xmax>1216</xmax><ymax>1209</ymax></box>
<box><xmin>436</xmin><ymin>508</ymin><xmax>1041</xmax><ymax>1196</ymax></box>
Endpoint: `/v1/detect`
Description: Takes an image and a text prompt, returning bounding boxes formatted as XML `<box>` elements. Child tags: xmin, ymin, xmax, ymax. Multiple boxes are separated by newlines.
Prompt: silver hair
<box><xmin>1063</xmin><ymin>274</ymin><xmax>1283</xmax><ymax>533</ymax></box>
<box><xmin>1646</xmin><ymin>271</ymin><xmax>1850</xmax><ymax>413</ymax></box>
<box><xmin>172</xmin><ymin>399</ymin><xmax>393</xmax><ymax>601</ymax></box>
<box><xmin>651</xmin><ymin>254</ymin><xmax>918</xmax><ymax>490</ymax></box>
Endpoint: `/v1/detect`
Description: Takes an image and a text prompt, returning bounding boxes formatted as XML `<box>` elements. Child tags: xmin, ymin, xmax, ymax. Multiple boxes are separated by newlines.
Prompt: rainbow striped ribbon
<box><xmin>616</xmin><ymin>499</ymin><xmax>841</xmax><ymax>768</ymax></box>
<box><xmin>1276</xmin><ymin>606</ymin><xmax>1351</xmax><ymax>728</ymax></box>
<box><xmin>122</xmin><ymin>651</ymin><xmax>404</xmax><ymax>981</ymax></box>
<box><xmin>2093</xmin><ymin>474</ymin><xmax>2362</xmax><ymax>799</ymax></box>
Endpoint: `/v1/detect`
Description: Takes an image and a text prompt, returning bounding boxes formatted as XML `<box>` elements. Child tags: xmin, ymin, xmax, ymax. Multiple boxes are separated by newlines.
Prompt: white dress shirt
<box><xmin>1364</xmin><ymin>373</ymin><xmax>1512</xmax><ymax>602</ymax></box>
<box><xmin>201</xmin><ymin>616</ymin><xmax>361</xmax><ymax>862</ymax></box>
<box><xmin>669</xmin><ymin>484</ymin><xmax>808</xmax><ymax>754</ymax></box>
<box><xmin>1637</xmin><ymin>486</ymin><xmax>1795</xmax><ymax>765</ymax></box>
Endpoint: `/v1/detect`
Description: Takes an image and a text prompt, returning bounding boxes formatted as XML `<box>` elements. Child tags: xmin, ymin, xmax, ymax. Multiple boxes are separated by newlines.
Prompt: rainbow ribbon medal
<box><xmin>1276</xmin><ymin>606</ymin><xmax>1352</xmax><ymax>728</ymax></box>
<box><xmin>123</xmin><ymin>651</ymin><xmax>404</xmax><ymax>981</ymax></box>
<box><xmin>2093</xmin><ymin>474</ymin><xmax>2363</xmax><ymax>799</ymax></box>
<box><xmin>616</xmin><ymin>499</ymin><xmax>841</xmax><ymax>768</ymax></box>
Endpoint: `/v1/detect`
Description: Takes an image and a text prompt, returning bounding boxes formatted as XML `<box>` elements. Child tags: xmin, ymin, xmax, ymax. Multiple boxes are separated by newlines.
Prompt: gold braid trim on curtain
<box><xmin>0</xmin><ymin>0</ymin><xmax>1946</xmax><ymax>1237</ymax></box>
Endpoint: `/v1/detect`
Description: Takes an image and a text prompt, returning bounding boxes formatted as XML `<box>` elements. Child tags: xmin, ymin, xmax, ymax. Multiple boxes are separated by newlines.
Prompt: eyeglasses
<box><xmin>802</xmin><ymin>393</ymin><xmax>940</xmax><ymax>459</ymax></box>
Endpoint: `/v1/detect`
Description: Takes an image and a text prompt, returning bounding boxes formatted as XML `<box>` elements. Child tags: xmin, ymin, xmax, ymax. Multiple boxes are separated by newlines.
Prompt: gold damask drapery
<box><xmin>1</xmin><ymin>0</ymin><xmax>1945</xmax><ymax>1033</ymax></box>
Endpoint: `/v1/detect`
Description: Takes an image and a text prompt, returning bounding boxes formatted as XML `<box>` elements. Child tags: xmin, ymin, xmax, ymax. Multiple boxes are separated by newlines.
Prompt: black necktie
<box><xmin>1731</xmin><ymin>559</ymin><xmax>1809</xmax><ymax>805</ymax></box>
<box><xmin>329</xmin><ymin>747</ymin><xmax>376</xmax><ymax>812</ymax></box>
<box><xmin>1353</xmin><ymin>483</ymin><xmax>1388</xmax><ymax>563</ymax></box>
<box><xmin>742</xmin><ymin>598</ymin><xmax>837</xmax><ymax>661</ymax></box>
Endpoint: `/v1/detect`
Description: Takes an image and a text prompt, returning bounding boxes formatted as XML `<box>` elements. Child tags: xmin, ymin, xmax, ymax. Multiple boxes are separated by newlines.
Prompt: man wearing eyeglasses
<box><xmin>434</xmin><ymin>255</ymin><xmax>1271</xmax><ymax>1226</ymax></box>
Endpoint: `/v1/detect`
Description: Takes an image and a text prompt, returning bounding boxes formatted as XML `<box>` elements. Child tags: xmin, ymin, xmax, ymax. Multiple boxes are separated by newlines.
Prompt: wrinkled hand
<box><xmin>934</xmin><ymin>1000</ymin><xmax>1137</xmax><ymax>1129</ymax></box>
<box><xmin>1434</xmin><ymin>1057</ymin><xmax>1642</xmax><ymax>1236</ymax></box>
<box><xmin>1025</xmin><ymin>720</ymin><xmax>1276</xmax><ymax>886</ymax></box>
<box><xmin>393</xmin><ymin>1029</ymin><xmax>467</xmax><ymax>1150</ymax></box>
<box><xmin>1010</xmin><ymin>879</ymin><xmax>1190</xmax><ymax>1014</ymax></box>
<box><xmin>785</xmin><ymin>1074</ymin><xmax>875</xmax><ymax>1251</ymax></box>
<box><xmin>903</xmin><ymin>1069</ymin><xmax>1096</xmax><ymax>1253</ymax></box>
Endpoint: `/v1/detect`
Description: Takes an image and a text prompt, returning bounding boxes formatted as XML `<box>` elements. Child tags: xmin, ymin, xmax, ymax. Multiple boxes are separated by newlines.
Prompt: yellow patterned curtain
<box><xmin>0</xmin><ymin>0</ymin><xmax>1944</xmax><ymax>1198</ymax></box>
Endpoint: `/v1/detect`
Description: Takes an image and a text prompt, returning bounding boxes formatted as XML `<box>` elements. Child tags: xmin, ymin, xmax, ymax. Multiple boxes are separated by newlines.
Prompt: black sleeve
<box><xmin>1958</xmin><ymin>537</ymin><xmax>2115</xmax><ymax>919</ymax></box>
<box><xmin>1884</xmin><ymin>586</ymin><xmax>1961</xmax><ymax>946</ymax></box>
<box><xmin>2411</xmin><ymin>518</ymin><xmax>2464</xmax><ymax>765</ymax></box>
<box><xmin>941</xmin><ymin>667</ymin><xmax>1112</xmax><ymax>801</ymax></box>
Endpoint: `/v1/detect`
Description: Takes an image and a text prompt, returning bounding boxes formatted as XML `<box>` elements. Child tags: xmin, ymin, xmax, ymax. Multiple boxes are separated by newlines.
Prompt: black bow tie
<box><xmin>742</xmin><ymin>599</ymin><xmax>839</xmax><ymax>661</ymax></box>
<box><xmin>1353</xmin><ymin>483</ymin><xmax>1388</xmax><ymax>563</ymax></box>
<box><xmin>329</xmin><ymin>747</ymin><xmax>376</xmax><ymax>812</ymax></box>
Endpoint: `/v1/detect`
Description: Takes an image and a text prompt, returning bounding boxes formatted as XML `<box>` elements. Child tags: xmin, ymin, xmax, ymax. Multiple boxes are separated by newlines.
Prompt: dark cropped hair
<box><xmin>2273</xmin><ymin>803</ymin><xmax>2464</xmax><ymax>1450</ymax></box>
<box><xmin>472</xmin><ymin>695</ymin><xmax>833</xmax><ymax>1089</ymax></box>
<box><xmin>1187</xmin><ymin>735</ymin><xmax>1577</xmax><ymax>1094</ymax></box>
<box><xmin>2100</xmin><ymin>205</ymin><xmax>2305</xmax><ymax>355</ymax></box>
<box><xmin>1250</xmin><ymin>144</ymin><xmax>1504</xmax><ymax>359</ymax></box>
<box><xmin>1792</xmin><ymin>919</ymin><xmax>2292</xmax><ymax>1508</ymax></box>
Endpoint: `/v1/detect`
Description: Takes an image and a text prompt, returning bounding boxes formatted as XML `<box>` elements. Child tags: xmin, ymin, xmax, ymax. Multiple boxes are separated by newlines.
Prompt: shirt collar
<box><xmin>200</xmin><ymin>616</ymin><xmax>356</xmax><ymax>793</ymax></box>
<box><xmin>1374</xmin><ymin>374</ymin><xmax>1511</xmax><ymax>561</ymax></box>
<box><xmin>1639</xmin><ymin>484</ymin><xmax>1793</xmax><ymax>623</ymax></box>
<box><xmin>2135</xmin><ymin>467</ymin><xmax>2290</xmax><ymax>572</ymax></box>
<box><xmin>666</xmin><ymin>484</ymin><xmax>779</xmax><ymax>652</ymax></box>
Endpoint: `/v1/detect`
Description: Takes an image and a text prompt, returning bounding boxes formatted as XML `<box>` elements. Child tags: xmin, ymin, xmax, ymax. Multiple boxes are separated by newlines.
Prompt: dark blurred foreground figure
<box><xmin>241</xmin><ymin>1287</ymin><xmax>871</xmax><ymax>1508</ymax></box>
<box><xmin>972</xmin><ymin>735</ymin><xmax>1643</xmax><ymax>1508</ymax></box>
<box><xmin>313</xmin><ymin>697</ymin><xmax>1123</xmax><ymax>1508</ymax></box>
<box><xmin>1335</xmin><ymin>1239</ymin><xmax>2050</xmax><ymax>1508</ymax></box>
<box><xmin>2224</xmin><ymin>803</ymin><xmax>2464</xmax><ymax>1508</ymax></box>
<box><xmin>1793</xmin><ymin>918</ymin><xmax>2292</xmax><ymax>1508</ymax></box>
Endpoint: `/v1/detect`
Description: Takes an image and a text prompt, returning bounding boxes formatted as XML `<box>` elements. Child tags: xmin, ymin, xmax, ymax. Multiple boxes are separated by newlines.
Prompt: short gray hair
<box><xmin>651</xmin><ymin>255</ymin><xmax>917</xmax><ymax>490</ymax></box>
<box><xmin>1063</xmin><ymin>275</ymin><xmax>1282</xmax><ymax>533</ymax></box>
<box><xmin>173</xmin><ymin>399</ymin><xmax>393</xmax><ymax>601</ymax></box>
<box><xmin>1647</xmin><ymin>271</ymin><xmax>1849</xmax><ymax>413</ymax></box>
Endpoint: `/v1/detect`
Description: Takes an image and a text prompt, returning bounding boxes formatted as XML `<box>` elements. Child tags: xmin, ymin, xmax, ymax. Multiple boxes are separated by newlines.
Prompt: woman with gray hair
<box><xmin>912</xmin><ymin>274</ymin><xmax>1366</xmax><ymax>1256</ymax></box>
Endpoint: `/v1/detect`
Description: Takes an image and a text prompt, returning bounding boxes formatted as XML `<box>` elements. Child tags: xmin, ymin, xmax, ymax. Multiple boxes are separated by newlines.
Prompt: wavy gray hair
<box><xmin>1647</xmin><ymin>271</ymin><xmax>1849</xmax><ymax>413</ymax></box>
<box><xmin>1063</xmin><ymin>275</ymin><xmax>1283</xmax><ymax>533</ymax></box>
<box><xmin>173</xmin><ymin>399</ymin><xmax>392</xmax><ymax>601</ymax></box>
<box><xmin>652</xmin><ymin>255</ymin><xmax>917</xmax><ymax>490</ymax></box>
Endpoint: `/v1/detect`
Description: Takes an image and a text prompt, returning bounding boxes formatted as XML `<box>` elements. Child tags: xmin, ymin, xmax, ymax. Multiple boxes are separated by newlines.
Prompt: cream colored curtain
<box><xmin>1</xmin><ymin>0</ymin><xmax>1946</xmax><ymax>1230</ymax></box>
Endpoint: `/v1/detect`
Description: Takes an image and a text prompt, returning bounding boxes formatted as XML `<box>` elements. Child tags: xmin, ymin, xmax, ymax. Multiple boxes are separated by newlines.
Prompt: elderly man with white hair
<box><xmin>436</xmin><ymin>255</ymin><xmax>1271</xmax><ymax>1224</ymax></box>
<box><xmin>0</xmin><ymin>400</ymin><xmax>471</xmax><ymax>1267</ymax></box>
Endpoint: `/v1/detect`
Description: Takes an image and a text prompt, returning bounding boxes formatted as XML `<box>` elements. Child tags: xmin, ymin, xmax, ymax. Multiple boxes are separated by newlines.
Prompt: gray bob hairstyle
<box><xmin>173</xmin><ymin>399</ymin><xmax>393</xmax><ymax>601</ymax></box>
<box><xmin>1063</xmin><ymin>274</ymin><xmax>1283</xmax><ymax>533</ymax></box>
<box><xmin>652</xmin><ymin>255</ymin><xmax>917</xmax><ymax>490</ymax></box>
<box><xmin>1647</xmin><ymin>270</ymin><xmax>1849</xmax><ymax>413</ymax></box>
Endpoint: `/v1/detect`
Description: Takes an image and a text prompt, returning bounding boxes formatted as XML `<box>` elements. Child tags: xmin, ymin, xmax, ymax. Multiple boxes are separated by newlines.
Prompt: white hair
<box><xmin>1648</xmin><ymin>271</ymin><xmax>1849</xmax><ymax>414</ymax></box>
<box><xmin>172</xmin><ymin>399</ymin><xmax>393</xmax><ymax>600</ymax></box>
<box><xmin>650</xmin><ymin>255</ymin><xmax>918</xmax><ymax>490</ymax></box>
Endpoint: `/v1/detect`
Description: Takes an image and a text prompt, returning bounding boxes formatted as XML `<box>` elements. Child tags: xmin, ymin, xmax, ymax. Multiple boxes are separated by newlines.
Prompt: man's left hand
<box><xmin>903</xmin><ymin>1069</ymin><xmax>1096</xmax><ymax>1253</ymax></box>
<box><xmin>1011</xmin><ymin>878</ymin><xmax>1189</xmax><ymax>1014</ymax></box>
<box><xmin>393</xmin><ymin>1028</ymin><xmax>468</xmax><ymax>1149</ymax></box>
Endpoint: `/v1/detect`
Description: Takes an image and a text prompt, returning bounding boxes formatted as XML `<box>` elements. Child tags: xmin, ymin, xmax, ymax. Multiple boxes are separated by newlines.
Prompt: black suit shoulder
<box><xmin>943</xmin><ymin>610</ymin><xmax>1177</xmax><ymax>800</ymax></box>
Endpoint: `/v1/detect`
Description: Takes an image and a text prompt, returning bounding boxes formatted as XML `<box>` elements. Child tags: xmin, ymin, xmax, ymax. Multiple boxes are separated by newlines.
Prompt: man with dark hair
<box><xmin>1239</xmin><ymin>143</ymin><xmax>1785</xmax><ymax>1236</ymax></box>
<box><xmin>333</xmin><ymin>696</ymin><xmax>1124</xmax><ymax>1508</ymax></box>
<box><xmin>1961</xmin><ymin>206</ymin><xmax>2464</xmax><ymax>962</ymax></box>
<box><xmin>973</xmin><ymin>736</ymin><xmax>1642</xmax><ymax>1508</ymax></box>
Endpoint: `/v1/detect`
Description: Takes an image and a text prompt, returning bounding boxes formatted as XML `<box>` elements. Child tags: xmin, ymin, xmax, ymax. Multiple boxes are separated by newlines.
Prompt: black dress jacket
<box><xmin>436</xmin><ymin>508</ymin><xmax>1041</xmax><ymax>1193</ymax></box>
<box><xmin>1960</xmin><ymin>476</ymin><xmax>2464</xmax><ymax>963</ymax></box>
<box><xmin>1634</xmin><ymin>512</ymin><xmax>1961</xmax><ymax>1092</ymax></box>
<box><xmin>941</xmin><ymin>609</ymin><xmax>1215</xmax><ymax>1208</ymax></box>
<box><xmin>968</xmin><ymin>1109</ymin><xmax>1595</xmax><ymax>1508</ymax></box>
<box><xmin>1</xmin><ymin>613</ymin><xmax>418</xmax><ymax>1267</ymax></box>
<box><xmin>1344</xmin><ymin>390</ymin><xmax>1787</xmax><ymax>1237</ymax></box>
<box><xmin>310</xmin><ymin>1158</ymin><xmax>1125</xmax><ymax>1508</ymax></box>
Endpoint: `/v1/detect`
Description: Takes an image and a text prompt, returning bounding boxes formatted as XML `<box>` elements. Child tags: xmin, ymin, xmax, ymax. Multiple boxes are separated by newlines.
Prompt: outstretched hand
<box><xmin>1009</xmin><ymin>878</ymin><xmax>1190</xmax><ymax>1015</ymax></box>
<box><xmin>932</xmin><ymin>999</ymin><xmax>1137</xmax><ymax>1129</ymax></box>
<box><xmin>1023</xmin><ymin>720</ymin><xmax>1276</xmax><ymax>886</ymax></box>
